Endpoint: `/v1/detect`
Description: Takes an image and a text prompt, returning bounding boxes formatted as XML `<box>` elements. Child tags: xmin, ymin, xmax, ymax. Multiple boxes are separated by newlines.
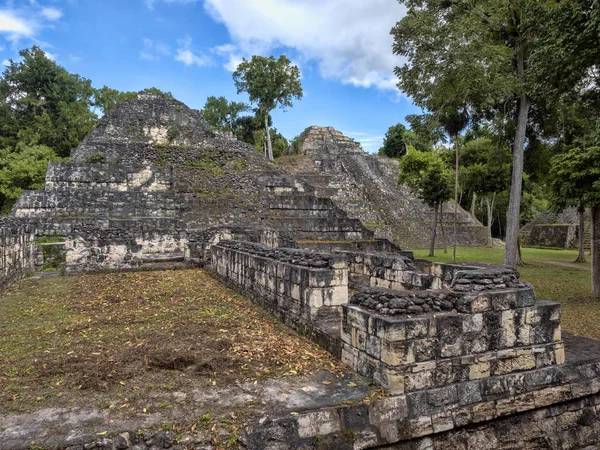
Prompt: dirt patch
<box><xmin>0</xmin><ymin>269</ymin><xmax>343</xmax><ymax>415</ymax></box>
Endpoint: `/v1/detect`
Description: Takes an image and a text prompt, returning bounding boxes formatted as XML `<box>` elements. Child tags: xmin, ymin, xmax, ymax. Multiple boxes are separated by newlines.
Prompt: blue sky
<box><xmin>0</xmin><ymin>0</ymin><xmax>420</xmax><ymax>153</ymax></box>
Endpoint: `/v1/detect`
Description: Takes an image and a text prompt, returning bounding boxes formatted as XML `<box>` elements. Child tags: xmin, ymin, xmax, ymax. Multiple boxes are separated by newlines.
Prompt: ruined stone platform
<box><xmin>279</xmin><ymin>126</ymin><xmax>489</xmax><ymax>249</ymax></box>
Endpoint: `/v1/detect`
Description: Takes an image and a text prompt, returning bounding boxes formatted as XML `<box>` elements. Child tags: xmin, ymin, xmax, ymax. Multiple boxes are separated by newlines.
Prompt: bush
<box><xmin>86</xmin><ymin>153</ymin><xmax>106</xmax><ymax>163</ymax></box>
<box><xmin>167</xmin><ymin>126</ymin><xmax>180</xmax><ymax>142</ymax></box>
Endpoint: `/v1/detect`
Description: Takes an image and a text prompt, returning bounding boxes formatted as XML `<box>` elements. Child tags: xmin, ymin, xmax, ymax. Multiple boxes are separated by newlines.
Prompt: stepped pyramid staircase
<box><xmin>278</xmin><ymin>146</ymin><xmax>488</xmax><ymax>249</ymax></box>
<box><xmin>258</xmin><ymin>174</ymin><xmax>401</xmax><ymax>253</ymax></box>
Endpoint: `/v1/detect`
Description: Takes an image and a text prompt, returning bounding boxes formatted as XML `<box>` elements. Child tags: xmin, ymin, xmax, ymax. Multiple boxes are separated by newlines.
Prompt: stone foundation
<box><xmin>0</xmin><ymin>218</ymin><xmax>36</xmax><ymax>292</ymax></box>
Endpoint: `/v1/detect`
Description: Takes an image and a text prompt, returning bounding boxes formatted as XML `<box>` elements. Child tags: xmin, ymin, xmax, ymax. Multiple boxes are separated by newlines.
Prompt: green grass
<box><xmin>413</xmin><ymin>246</ymin><xmax>598</xmax><ymax>339</ymax></box>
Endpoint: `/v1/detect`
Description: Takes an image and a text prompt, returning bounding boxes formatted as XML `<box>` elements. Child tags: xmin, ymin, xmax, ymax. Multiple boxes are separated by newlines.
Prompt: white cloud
<box><xmin>140</xmin><ymin>38</ymin><xmax>171</xmax><ymax>61</ymax></box>
<box><xmin>43</xmin><ymin>49</ymin><xmax>56</xmax><ymax>60</ymax></box>
<box><xmin>2</xmin><ymin>59</ymin><xmax>9</xmax><ymax>67</ymax></box>
<box><xmin>203</xmin><ymin>0</ymin><xmax>406</xmax><ymax>91</ymax></box>
<box><xmin>146</xmin><ymin>0</ymin><xmax>198</xmax><ymax>10</ymax></box>
<box><xmin>40</xmin><ymin>7</ymin><xmax>62</xmax><ymax>21</ymax></box>
<box><xmin>175</xmin><ymin>36</ymin><xmax>212</xmax><ymax>67</ymax></box>
<box><xmin>344</xmin><ymin>130</ymin><xmax>384</xmax><ymax>154</ymax></box>
<box><xmin>0</xmin><ymin>10</ymin><xmax>36</xmax><ymax>39</ymax></box>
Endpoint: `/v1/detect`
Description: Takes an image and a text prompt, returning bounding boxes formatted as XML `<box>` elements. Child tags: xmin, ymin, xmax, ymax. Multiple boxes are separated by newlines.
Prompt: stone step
<box><xmin>297</xmin><ymin>239</ymin><xmax>401</xmax><ymax>253</ymax></box>
<box><xmin>266</xmin><ymin>217</ymin><xmax>369</xmax><ymax>233</ymax></box>
<box><xmin>138</xmin><ymin>261</ymin><xmax>193</xmax><ymax>271</ymax></box>
<box><xmin>268</xmin><ymin>195</ymin><xmax>336</xmax><ymax>210</ymax></box>
<box><xmin>141</xmin><ymin>253</ymin><xmax>185</xmax><ymax>263</ymax></box>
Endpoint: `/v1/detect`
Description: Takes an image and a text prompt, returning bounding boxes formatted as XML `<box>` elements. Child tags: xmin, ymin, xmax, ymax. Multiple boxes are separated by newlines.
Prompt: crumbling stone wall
<box><xmin>342</xmin><ymin>277</ymin><xmax>563</xmax><ymax>395</ymax></box>
<box><xmin>248</xmin><ymin>357</ymin><xmax>600</xmax><ymax>449</ymax></box>
<box><xmin>0</xmin><ymin>218</ymin><xmax>36</xmax><ymax>292</ymax></box>
<box><xmin>64</xmin><ymin>228</ymin><xmax>189</xmax><ymax>273</ymax></box>
<box><xmin>211</xmin><ymin>240</ymin><xmax>348</xmax><ymax>353</ymax></box>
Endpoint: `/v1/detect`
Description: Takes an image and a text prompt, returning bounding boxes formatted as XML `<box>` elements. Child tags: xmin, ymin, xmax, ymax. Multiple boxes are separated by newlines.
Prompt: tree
<box><xmin>550</xmin><ymin>147</ymin><xmax>600</xmax><ymax>298</ymax></box>
<box><xmin>404</xmin><ymin>114</ymin><xmax>446</xmax><ymax>152</ymax></box>
<box><xmin>391</xmin><ymin>0</ymin><xmax>599</xmax><ymax>267</ymax></box>
<box><xmin>461</xmin><ymin>137</ymin><xmax>511</xmax><ymax>246</ymax></box>
<box><xmin>201</xmin><ymin>96</ymin><xmax>249</xmax><ymax>134</ymax></box>
<box><xmin>0</xmin><ymin>46</ymin><xmax>98</xmax><ymax>157</ymax></box>
<box><xmin>233</xmin><ymin>55</ymin><xmax>302</xmax><ymax>161</ymax></box>
<box><xmin>0</xmin><ymin>143</ymin><xmax>64</xmax><ymax>214</ymax></box>
<box><xmin>379</xmin><ymin>123</ymin><xmax>408</xmax><ymax>158</ymax></box>
<box><xmin>93</xmin><ymin>86</ymin><xmax>138</xmax><ymax>115</ymax></box>
<box><xmin>399</xmin><ymin>148</ymin><xmax>453</xmax><ymax>256</ymax></box>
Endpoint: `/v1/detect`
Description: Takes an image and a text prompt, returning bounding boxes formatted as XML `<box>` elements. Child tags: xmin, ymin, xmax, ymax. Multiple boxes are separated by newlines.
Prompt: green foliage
<box><xmin>289</xmin><ymin>135</ymin><xmax>302</xmax><ymax>155</ymax></box>
<box><xmin>0</xmin><ymin>46</ymin><xmax>98</xmax><ymax>157</ymax></box>
<box><xmin>405</xmin><ymin>114</ymin><xmax>446</xmax><ymax>151</ymax></box>
<box><xmin>93</xmin><ymin>86</ymin><xmax>138</xmax><ymax>115</ymax></box>
<box><xmin>0</xmin><ymin>144</ymin><xmax>64</xmax><ymax>213</ymax></box>
<box><xmin>86</xmin><ymin>153</ymin><xmax>106</xmax><ymax>164</ymax></box>
<box><xmin>233</xmin><ymin>55</ymin><xmax>302</xmax><ymax>160</ymax></box>
<box><xmin>140</xmin><ymin>87</ymin><xmax>174</xmax><ymax>98</ymax></box>
<box><xmin>167</xmin><ymin>126</ymin><xmax>180</xmax><ymax>142</ymax></box>
<box><xmin>550</xmin><ymin>147</ymin><xmax>600</xmax><ymax>210</ymax></box>
<box><xmin>233</xmin><ymin>55</ymin><xmax>303</xmax><ymax>116</ymax></box>
<box><xmin>379</xmin><ymin>123</ymin><xmax>408</xmax><ymax>158</ymax></box>
<box><xmin>461</xmin><ymin>138</ymin><xmax>511</xmax><ymax>198</ymax></box>
<box><xmin>201</xmin><ymin>96</ymin><xmax>249</xmax><ymax>134</ymax></box>
<box><xmin>398</xmin><ymin>148</ymin><xmax>453</xmax><ymax>208</ymax></box>
<box><xmin>253</xmin><ymin>127</ymin><xmax>289</xmax><ymax>159</ymax></box>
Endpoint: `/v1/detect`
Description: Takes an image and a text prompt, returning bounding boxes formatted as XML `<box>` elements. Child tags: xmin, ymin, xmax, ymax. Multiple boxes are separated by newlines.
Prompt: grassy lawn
<box><xmin>0</xmin><ymin>269</ymin><xmax>341</xmax><ymax>414</ymax></box>
<box><xmin>413</xmin><ymin>246</ymin><xmax>598</xmax><ymax>340</ymax></box>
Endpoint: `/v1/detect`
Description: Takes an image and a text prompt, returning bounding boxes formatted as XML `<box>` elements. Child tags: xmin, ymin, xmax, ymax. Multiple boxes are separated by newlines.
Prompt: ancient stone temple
<box><xmin>2</xmin><ymin>94</ymin><xmax>600</xmax><ymax>449</ymax></box>
<box><xmin>521</xmin><ymin>208</ymin><xmax>591</xmax><ymax>249</ymax></box>
<box><xmin>279</xmin><ymin>126</ymin><xmax>489</xmax><ymax>250</ymax></box>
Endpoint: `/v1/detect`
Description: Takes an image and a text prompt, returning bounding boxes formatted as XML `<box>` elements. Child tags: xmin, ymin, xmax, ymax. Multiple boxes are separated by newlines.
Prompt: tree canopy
<box><xmin>391</xmin><ymin>0</ymin><xmax>600</xmax><ymax>267</ymax></box>
<box><xmin>0</xmin><ymin>46</ymin><xmax>97</xmax><ymax>157</ymax></box>
<box><xmin>550</xmin><ymin>147</ymin><xmax>600</xmax><ymax>298</ymax></box>
<box><xmin>379</xmin><ymin>123</ymin><xmax>409</xmax><ymax>158</ymax></box>
<box><xmin>233</xmin><ymin>55</ymin><xmax>302</xmax><ymax>161</ymax></box>
<box><xmin>201</xmin><ymin>96</ymin><xmax>249</xmax><ymax>135</ymax></box>
<box><xmin>399</xmin><ymin>148</ymin><xmax>453</xmax><ymax>256</ymax></box>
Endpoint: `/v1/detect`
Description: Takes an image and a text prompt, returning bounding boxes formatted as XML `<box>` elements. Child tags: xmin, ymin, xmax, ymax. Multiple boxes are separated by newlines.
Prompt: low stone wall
<box><xmin>341</xmin><ymin>250</ymin><xmax>432</xmax><ymax>290</ymax></box>
<box><xmin>429</xmin><ymin>262</ymin><xmax>525</xmax><ymax>291</ymax></box>
<box><xmin>65</xmin><ymin>229</ymin><xmax>189</xmax><ymax>273</ymax></box>
<box><xmin>210</xmin><ymin>240</ymin><xmax>348</xmax><ymax>353</ymax></box>
<box><xmin>188</xmin><ymin>227</ymin><xmax>298</xmax><ymax>265</ymax></box>
<box><xmin>247</xmin><ymin>357</ymin><xmax>600</xmax><ymax>449</ymax></box>
<box><xmin>342</xmin><ymin>287</ymin><xmax>563</xmax><ymax>394</ymax></box>
<box><xmin>0</xmin><ymin>218</ymin><xmax>36</xmax><ymax>292</ymax></box>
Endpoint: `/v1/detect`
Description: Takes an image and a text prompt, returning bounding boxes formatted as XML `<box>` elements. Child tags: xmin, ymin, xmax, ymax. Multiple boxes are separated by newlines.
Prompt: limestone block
<box><xmin>377</xmin><ymin>367</ymin><xmax>405</xmax><ymax>395</ymax></box>
<box><xmin>409</xmin><ymin>416</ymin><xmax>433</xmax><ymax>438</ymax></box>
<box><xmin>462</xmin><ymin>314</ymin><xmax>484</xmax><ymax>333</ymax></box>
<box><xmin>469</xmin><ymin>361</ymin><xmax>491</xmax><ymax>380</ymax></box>
<box><xmin>381</xmin><ymin>341</ymin><xmax>410</xmax><ymax>366</ymax></box>
<box><xmin>500</xmin><ymin>310</ymin><xmax>517</xmax><ymax>348</ymax></box>
<box><xmin>368</xmin><ymin>317</ymin><xmax>402</xmax><ymax>342</ymax></box>
<box><xmin>297</xmin><ymin>409</ymin><xmax>342</xmax><ymax>439</ymax></box>
<box><xmin>323</xmin><ymin>285</ymin><xmax>347</xmax><ymax>306</ymax></box>
<box><xmin>431</xmin><ymin>411</ymin><xmax>454</xmax><ymax>433</ymax></box>
<box><xmin>369</xmin><ymin>395</ymin><xmax>409</xmax><ymax>426</ymax></box>
<box><xmin>405</xmin><ymin>370</ymin><xmax>435</xmax><ymax>392</ymax></box>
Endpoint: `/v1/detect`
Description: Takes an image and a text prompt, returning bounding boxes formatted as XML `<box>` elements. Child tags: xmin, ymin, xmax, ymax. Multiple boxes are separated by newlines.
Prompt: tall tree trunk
<box><xmin>453</xmin><ymin>134</ymin><xmax>459</xmax><ymax>262</ymax></box>
<box><xmin>429</xmin><ymin>203</ymin><xmax>439</xmax><ymax>257</ymax></box>
<box><xmin>576</xmin><ymin>206</ymin><xmax>587</xmax><ymax>263</ymax></box>
<box><xmin>486</xmin><ymin>195</ymin><xmax>495</xmax><ymax>248</ymax></box>
<box><xmin>471</xmin><ymin>192</ymin><xmax>477</xmax><ymax>217</ymax></box>
<box><xmin>504</xmin><ymin>93</ymin><xmax>530</xmax><ymax>267</ymax></box>
<box><xmin>592</xmin><ymin>206</ymin><xmax>600</xmax><ymax>299</ymax></box>
<box><xmin>440</xmin><ymin>202</ymin><xmax>448</xmax><ymax>253</ymax></box>
<box><xmin>264</xmin><ymin>114</ymin><xmax>273</xmax><ymax>161</ymax></box>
